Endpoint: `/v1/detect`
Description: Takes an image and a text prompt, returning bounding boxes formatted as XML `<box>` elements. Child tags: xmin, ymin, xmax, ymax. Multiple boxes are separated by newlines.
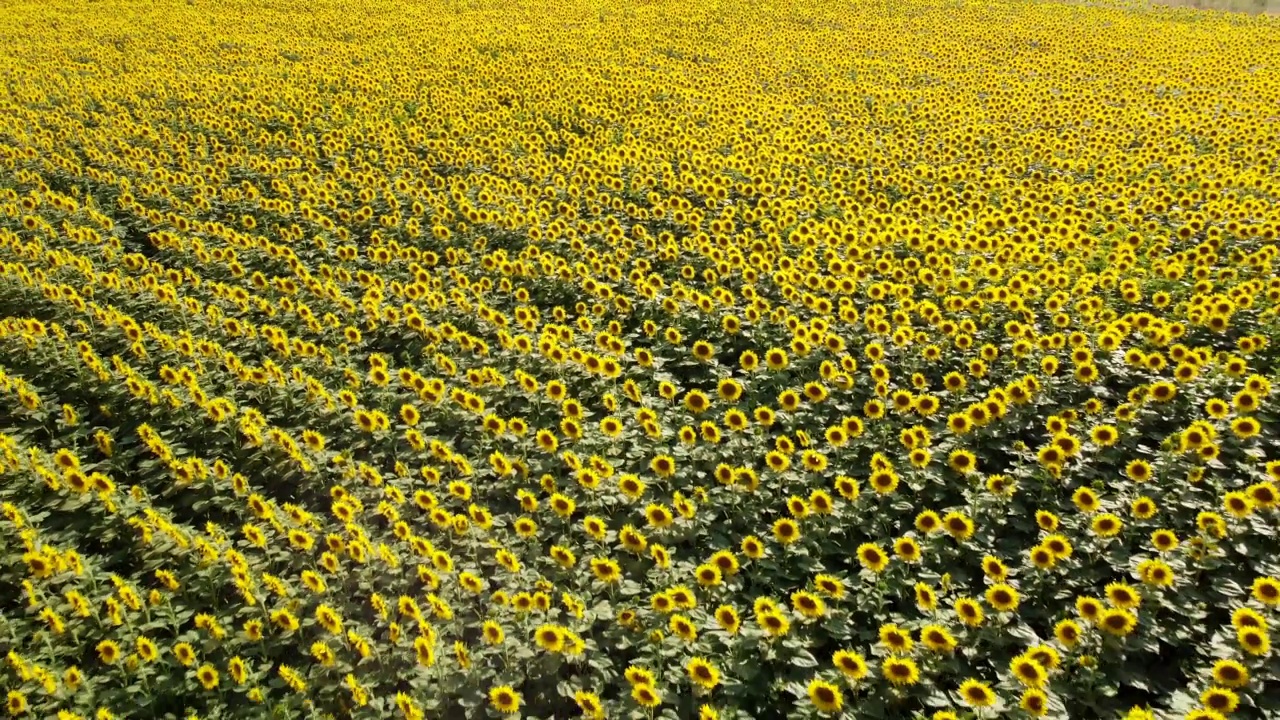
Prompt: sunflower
<box><xmin>714</xmin><ymin>604</ymin><xmax>741</xmax><ymax>634</ymax></box>
<box><xmin>6</xmin><ymin>691</ymin><xmax>28</xmax><ymax>717</ymax></box>
<box><xmin>1054</xmin><ymin>619</ymin><xmax>1082</xmax><ymax>647</ymax></box>
<box><xmin>1251</xmin><ymin>576</ymin><xmax>1280</xmax><ymax>606</ymax></box>
<box><xmin>689</xmin><ymin>562</ymin><xmax>720</xmax><ymax>587</ymax></box>
<box><xmin>631</xmin><ymin>683</ymin><xmax>662</xmax><ymax>708</ymax></box>
<box><xmin>986</xmin><ymin>583</ymin><xmax>1020</xmax><ymax>612</ymax></box>
<box><xmin>227</xmin><ymin>656</ymin><xmax>247</xmax><ymax>685</ymax></box>
<box><xmin>986</xmin><ymin>473</ymin><xmax>1016</xmax><ymax>496</ymax></box>
<box><xmin>1126</xmin><ymin>459</ymin><xmax>1153</xmax><ymax>482</ymax></box>
<box><xmin>196</xmin><ymin>664</ymin><xmax>220</xmax><ymax>690</ymax></box>
<box><xmin>1200</xmin><ymin>687</ymin><xmax>1239</xmax><ymax>714</ymax></box>
<box><xmin>921</xmin><ymin>624</ymin><xmax>956</xmax><ymax>653</ymax></box>
<box><xmin>136</xmin><ymin>636</ymin><xmax>159</xmax><ymax>663</ymax></box>
<box><xmin>1237</xmin><ymin>626</ymin><xmax>1271</xmax><ymax>655</ymax></box>
<box><xmin>659</xmin><ymin>585</ymin><xmax>691</xmax><ymax>610</ymax></box>
<box><xmin>958</xmin><ymin>678</ymin><xmax>996</xmax><ymax>708</ymax></box>
<box><xmin>809</xmin><ymin>489</ymin><xmax>834</xmax><ymax>514</ymax></box>
<box><xmin>686</xmin><ymin>657</ymin><xmax>721</xmax><ymax>690</ymax></box>
<box><xmin>1036</xmin><ymin>510</ymin><xmax>1060</xmax><ymax>531</ymax></box>
<box><xmin>1137</xmin><ymin>559</ymin><xmax>1175</xmax><ymax>587</ymax></box>
<box><xmin>882</xmin><ymin>657</ymin><xmax>920</xmax><ymax>686</ymax></box>
<box><xmin>589</xmin><ymin>557</ymin><xmax>621</xmax><ymax>583</ymax></box>
<box><xmin>763</xmin><ymin>449</ymin><xmax>791</xmax><ymax>473</ymax></box>
<box><xmin>772</xmin><ymin>518</ymin><xmax>801</xmax><ymax>545</ymax></box>
<box><xmin>1072</xmin><ymin>594</ymin><xmax>1103</xmax><ymax>622</ymax></box>
<box><xmin>1198</xmin><ymin>507</ymin><xmax>1228</xmax><ymax>535</ymax></box>
<box><xmin>801</xmin><ymin>450</ymin><xmax>828</xmax><ymax>472</ymax></box>
<box><xmin>537</xmin><ymin>492</ymin><xmax>570</xmax><ymax>520</ymax></box>
<box><xmin>724</xmin><ymin>409</ymin><xmax>750</xmax><ymax>432</ymax></box>
<box><xmin>879</xmin><ymin>624</ymin><xmax>914</xmax><ymax>654</ymax></box>
<box><xmin>94</xmin><ymin>639</ymin><xmax>121</xmax><ymax>665</ymax></box>
<box><xmin>1106</xmin><ymin>582</ymin><xmax>1143</xmax><ymax>610</ymax></box>
<box><xmin>489</xmin><ymin>685</ymin><xmax>521</xmax><ymax>715</ymax></box>
<box><xmin>1211</xmin><ymin>659</ymin><xmax>1249</xmax><ymax>688</ymax></box>
<box><xmin>757</xmin><ymin>610</ymin><xmax>790</xmax><ymax>638</ymax></box>
<box><xmin>675</xmin><ymin>420</ymin><xmax>696</xmax><ymax>443</ymax></box>
<box><xmin>943</xmin><ymin>512</ymin><xmax>975</xmax><ymax>541</ymax></box>
<box><xmin>1038</xmin><ymin>445</ymin><xmax>1065</xmax><ymax>467</ymax></box>
<box><xmin>1149</xmin><ymin>381</ymin><xmax>1177</xmax><ymax>402</ymax></box>
<box><xmin>354</xmin><ymin>409</ymin><xmax>377</xmax><ymax>433</ymax></box>
<box><xmin>624</xmin><ymin>665</ymin><xmax>657</xmax><ymax>687</ymax></box>
<box><xmin>948</xmin><ymin>412</ymin><xmax>973</xmax><ymax>434</ymax></box>
<box><xmin>1010</xmin><ymin>654</ymin><xmax>1047</xmax><ymax>688</ymax></box>
<box><xmin>808</xmin><ymin>575</ymin><xmax>844</xmax><ymax>601</ymax></box>
<box><xmin>1029</xmin><ymin>545</ymin><xmax>1056</xmax><ymax>570</ymax></box>
<box><xmin>916</xmin><ymin>510</ymin><xmax>942</xmax><ymax>533</ymax></box>
<box><xmin>1233</xmin><ymin>608</ymin><xmax>1267</xmax><ymax>631</ymax></box>
<box><xmin>65</xmin><ymin>470</ymin><xmax>91</xmax><ymax>493</ymax></box>
<box><xmin>399</xmin><ymin>404</ymin><xmax>420</xmax><ymax>426</ymax></box>
<box><xmin>983</xmin><ymin>556</ymin><xmax>1009</xmax><ymax>581</ymax></box>
<box><xmin>1072</xmin><ymin>487</ymin><xmax>1101</xmax><ymax>513</ymax></box>
<box><xmin>1029</xmin><ymin>644</ymin><xmax>1061</xmax><ymax>670</ymax></box>
<box><xmin>670</xmin><ymin>614</ymin><xmax>698</xmax><ymax>642</ymax></box>
<box><xmin>804</xmin><ymin>382</ymin><xmax>829</xmax><ymax>403</ymax></box>
<box><xmin>916</xmin><ymin>394</ymin><xmax>941</xmax><ymax>415</ymax></box>
<box><xmin>741</xmin><ymin>535</ymin><xmax>765</xmax><ymax>558</ymax></box>
<box><xmin>1231</xmin><ymin>416</ymin><xmax>1261</xmax><ymax>439</ymax></box>
<box><xmin>791</xmin><ymin>590</ymin><xmax>826</xmax><ymax>619</ymax></box>
<box><xmin>948</xmin><ymin>449</ymin><xmax>977</xmax><ymax>474</ymax></box>
<box><xmin>807</xmin><ymin>680</ymin><xmax>843</xmax><ymax>713</ymax></box>
<box><xmin>894</xmin><ymin>536</ymin><xmax>922</xmax><ymax>562</ymax></box>
<box><xmin>650</xmin><ymin>454</ymin><xmax>676</xmax><ymax>478</ymax></box>
<box><xmin>679</xmin><ymin>389</ymin><xmax>711</xmax><ymax>415</ymax></box>
<box><xmin>1043</xmin><ymin>534</ymin><xmax>1073</xmax><ymax>558</ymax></box>
<box><xmin>574</xmin><ymin>690</ymin><xmax>604</xmax><ymax>719</ymax></box>
<box><xmin>608</xmin><ymin>472</ymin><xmax>646</xmax><ymax>500</ymax></box>
<box><xmin>691</xmin><ymin>340</ymin><xmax>715</xmax><ymax>362</ymax></box>
<box><xmin>865</xmin><ymin>394</ymin><xmax>885</xmax><ymax>417</ymax></box>
<box><xmin>535</xmin><ymin>429</ymin><xmax>559</xmax><ymax>453</ymax></box>
<box><xmin>1249</xmin><ymin>482</ymin><xmax>1278</xmax><ymax>508</ymax></box>
<box><xmin>857</xmin><ymin>543</ymin><xmax>890</xmax><ymax>572</ymax></box>
<box><xmin>1099</xmin><ymin>608</ymin><xmax>1138</xmax><ymax>636</ymax></box>
<box><xmin>1091</xmin><ymin>424</ymin><xmax>1119</xmax><ymax>446</ymax></box>
<box><xmin>645</xmin><ymin>503</ymin><xmax>675</xmax><ymax>529</ymax></box>
<box><xmin>479</xmin><ymin>620</ymin><xmax>505</xmax><ymax>646</ymax></box>
<box><xmin>786</xmin><ymin>496</ymin><xmax>810</xmax><ymax>518</ymax></box>
<box><xmin>534</xmin><ymin>624</ymin><xmax>565</xmax><ymax>652</ymax></box>
<box><xmin>908</xmin><ymin>447</ymin><xmax>933</xmax><ymax>468</ymax></box>
<box><xmin>1020</xmin><ymin>688</ymin><xmax>1049</xmax><ymax>716</ymax></box>
<box><xmin>869</xmin><ymin>468</ymin><xmax>899</xmax><ymax>494</ymax></box>
<box><xmin>650</xmin><ymin>589</ymin><xmax>680</xmax><ymax>609</ymax></box>
<box><xmin>1091</xmin><ymin>513</ymin><xmax>1124</xmax><ymax>538</ymax></box>
<box><xmin>955</xmin><ymin>597</ymin><xmax>985</xmax><ymax>627</ymax></box>
<box><xmin>915</xmin><ymin>582</ymin><xmax>938</xmax><ymax>611</ymax></box>
<box><xmin>833</xmin><ymin>650</ymin><xmax>868</xmax><ymax>679</ymax></box>
<box><xmin>826</xmin><ymin>425</ymin><xmax>849</xmax><ymax>448</ymax></box>
<box><xmin>1152</xmin><ymin>527</ymin><xmax>1177</xmax><ymax>548</ymax></box>
<box><xmin>754</xmin><ymin>596</ymin><xmax>781</xmax><ymax>615</ymax></box>
<box><xmin>754</xmin><ymin>406</ymin><xmax>778</xmax><ymax>427</ymax></box>
<box><xmin>834</xmin><ymin>475</ymin><xmax>859</xmax><ymax>499</ymax></box>
<box><xmin>1204</xmin><ymin>397</ymin><xmax>1230</xmax><ymax>418</ymax></box>
<box><xmin>842</xmin><ymin>415</ymin><xmax>865</xmax><ymax>436</ymax></box>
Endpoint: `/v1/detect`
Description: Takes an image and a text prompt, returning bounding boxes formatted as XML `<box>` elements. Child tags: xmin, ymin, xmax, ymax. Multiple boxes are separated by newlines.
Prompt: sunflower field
<box><xmin>2</xmin><ymin>0</ymin><xmax>1280</xmax><ymax>717</ymax></box>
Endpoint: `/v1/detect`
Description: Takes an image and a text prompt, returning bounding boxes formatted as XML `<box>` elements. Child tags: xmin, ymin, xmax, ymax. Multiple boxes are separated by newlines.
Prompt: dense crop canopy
<box><xmin>2</xmin><ymin>0</ymin><xmax>1280</xmax><ymax>718</ymax></box>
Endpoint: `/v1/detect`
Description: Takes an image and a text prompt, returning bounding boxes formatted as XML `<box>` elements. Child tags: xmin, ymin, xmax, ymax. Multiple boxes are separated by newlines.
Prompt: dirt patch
<box><xmin>1149</xmin><ymin>0</ymin><xmax>1278</xmax><ymax>14</ymax></box>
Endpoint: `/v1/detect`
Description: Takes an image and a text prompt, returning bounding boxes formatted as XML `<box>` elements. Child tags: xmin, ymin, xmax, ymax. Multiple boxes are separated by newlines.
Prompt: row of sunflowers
<box><xmin>2</xmin><ymin>0</ymin><xmax>1280</xmax><ymax>718</ymax></box>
